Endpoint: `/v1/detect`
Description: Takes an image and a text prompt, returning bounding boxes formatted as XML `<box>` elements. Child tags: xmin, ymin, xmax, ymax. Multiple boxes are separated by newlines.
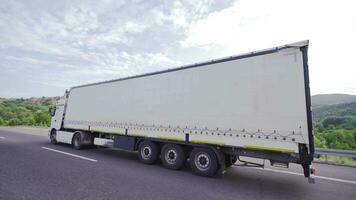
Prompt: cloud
<box><xmin>0</xmin><ymin>0</ymin><xmax>195</xmax><ymax>97</ymax></box>
<box><xmin>181</xmin><ymin>0</ymin><xmax>356</xmax><ymax>95</ymax></box>
<box><xmin>0</xmin><ymin>0</ymin><xmax>355</xmax><ymax>97</ymax></box>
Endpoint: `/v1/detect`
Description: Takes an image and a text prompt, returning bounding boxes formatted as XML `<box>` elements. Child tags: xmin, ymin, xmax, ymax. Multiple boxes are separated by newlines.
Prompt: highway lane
<box><xmin>0</xmin><ymin>128</ymin><xmax>356</xmax><ymax>200</ymax></box>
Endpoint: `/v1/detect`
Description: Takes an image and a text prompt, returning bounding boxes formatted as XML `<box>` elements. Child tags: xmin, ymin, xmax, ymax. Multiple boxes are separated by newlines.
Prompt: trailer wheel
<box><xmin>189</xmin><ymin>148</ymin><xmax>218</xmax><ymax>177</ymax></box>
<box><xmin>161</xmin><ymin>144</ymin><xmax>186</xmax><ymax>170</ymax></box>
<box><xmin>138</xmin><ymin>141</ymin><xmax>159</xmax><ymax>164</ymax></box>
<box><xmin>225</xmin><ymin>154</ymin><xmax>237</xmax><ymax>168</ymax></box>
<box><xmin>72</xmin><ymin>133</ymin><xmax>82</xmax><ymax>150</ymax></box>
<box><xmin>50</xmin><ymin>129</ymin><xmax>57</xmax><ymax>144</ymax></box>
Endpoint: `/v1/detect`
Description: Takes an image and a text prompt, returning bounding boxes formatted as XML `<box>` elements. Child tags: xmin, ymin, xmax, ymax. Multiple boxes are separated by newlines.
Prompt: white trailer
<box><xmin>49</xmin><ymin>40</ymin><xmax>314</xmax><ymax>178</ymax></box>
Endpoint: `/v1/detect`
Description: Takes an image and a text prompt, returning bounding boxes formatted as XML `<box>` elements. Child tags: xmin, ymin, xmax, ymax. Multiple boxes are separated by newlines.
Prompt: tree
<box><xmin>322</xmin><ymin>116</ymin><xmax>347</xmax><ymax>128</ymax></box>
<box><xmin>34</xmin><ymin>111</ymin><xmax>50</xmax><ymax>126</ymax></box>
<box><xmin>313</xmin><ymin>129</ymin><xmax>327</xmax><ymax>148</ymax></box>
<box><xmin>8</xmin><ymin>118</ymin><xmax>21</xmax><ymax>126</ymax></box>
<box><xmin>22</xmin><ymin>117</ymin><xmax>35</xmax><ymax>126</ymax></box>
<box><xmin>0</xmin><ymin>118</ymin><xmax>5</xmax><ymax>126</ymax></box>
<box><xmin>322</xmin><ymin>116</ymin><xmax>356</xmax><ymax>130</ymax></box>
<box><xmin>323</xmin><ymin>129</ymin><xmax>356</xmax><ymax>150</ymax></box>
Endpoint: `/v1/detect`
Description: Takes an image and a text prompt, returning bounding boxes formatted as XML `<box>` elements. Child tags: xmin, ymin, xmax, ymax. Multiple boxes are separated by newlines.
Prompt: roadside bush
<box><xmin>321</xmin><ymin>129</ymin><xmax>356</xmax><ymax>150</ymax></box>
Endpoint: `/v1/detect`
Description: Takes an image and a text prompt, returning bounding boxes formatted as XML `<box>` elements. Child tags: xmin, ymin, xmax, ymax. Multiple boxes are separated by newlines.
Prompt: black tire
<box><xmin>138</xmin><ymin>141</ymin><xmax>159</xmax><ymax>164</ymax></box>
<box><xmin>225</xmin><ymin>154</ymin><xmax>238</xmax><ymax>168</ymax></box>
<box><xmin>161</xmin><ymin>144</ymin><xmax>186</xmax><ymax>170</ymax></box>
<box><xmin>72</xmin><ymin>133</ymin><xmax>82</xmax><ymax>150</ymax></box>
<box><xmin>50</xmin><ymin>129</ymin><xmax>57</xmax><ymax>144</ymax></box>
<box><xmin>189</xmin><ymin>148</ymin><xmax>218</xmax><ymax>177</ymax></box>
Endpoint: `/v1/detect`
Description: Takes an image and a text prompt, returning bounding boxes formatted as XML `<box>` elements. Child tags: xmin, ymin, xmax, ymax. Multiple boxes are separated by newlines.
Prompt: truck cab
<box><xmin>49</xmin><ymin>97</ymin><xmax>66</xmax><ymax>132</ymax></box>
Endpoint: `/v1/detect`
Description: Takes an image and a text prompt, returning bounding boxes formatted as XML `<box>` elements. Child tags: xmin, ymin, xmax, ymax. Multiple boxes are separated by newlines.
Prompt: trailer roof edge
<box><xmin>70</xmin><ymin>40</ymin><xmax>309</xmax><ymax>90</ymax></box>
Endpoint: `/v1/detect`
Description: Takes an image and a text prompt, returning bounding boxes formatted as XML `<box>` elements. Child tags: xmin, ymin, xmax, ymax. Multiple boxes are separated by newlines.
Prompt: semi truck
<box><xmin>48</xmin><ymin>40</ymin><xmax>314</xmax><ymax>179</ymax></box>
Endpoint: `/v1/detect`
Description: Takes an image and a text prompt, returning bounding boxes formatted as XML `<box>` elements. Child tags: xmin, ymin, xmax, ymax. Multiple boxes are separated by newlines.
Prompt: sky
<box><xmin>0</xmin><ymin>0</ymin><xmax>355</xmax><ymax>98</ymax></box>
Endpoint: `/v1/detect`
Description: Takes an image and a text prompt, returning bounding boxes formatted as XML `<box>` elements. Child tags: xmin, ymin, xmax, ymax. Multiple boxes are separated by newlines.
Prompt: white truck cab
<box><xmin>49</xmin><ymin>97</ymin><xmax>66</xmax><ymax>130</ymax></box>
<box><xmin>49</xmin><ymin>94</ymin><xmax>91</xmax><ymax>147</ymax></box>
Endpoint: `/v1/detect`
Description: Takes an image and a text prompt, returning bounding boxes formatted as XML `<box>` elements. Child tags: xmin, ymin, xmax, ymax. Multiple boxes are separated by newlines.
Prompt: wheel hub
<box><xmin>141</xmin><ymin>146</ymin><xmax>152</xmax><ymax>159</ymax></box>
<box><xmin>199</xmin><ymin>156</ymin><xmax>207</xmax><ymax>165</ymax></box>
<box><xmin>195</xmin><ymin>153</ymin><xmax>210</xmax><ymax>171</ymax></box>
<box><xmin>165</xmin><ymin>149</ymin><xmax>177</xmax><ymax>164</ymax></box>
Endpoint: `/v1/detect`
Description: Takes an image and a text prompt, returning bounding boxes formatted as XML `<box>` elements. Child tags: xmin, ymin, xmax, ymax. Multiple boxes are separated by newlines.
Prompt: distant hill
<box><xmin>311</xmin><ymin>96</ymin><xmax>356</xmax><ymax>151</ymax></box>
<box><xmin>310</xmin><ymin>94</ymin><xmax>356</xmax><ymax>122</ymax></box>
<box><xmin>0</xmin><ymin>97</ymin><xmax>59</xmax><ymax>105</ymax></box>
<box><xmin>311</xmin><ymin>94</ymin><xmax>356</xmax><ymax>108</ymax></box>
<box><xmin>313</xmin><ymin>101</ymin><xmax>356</xmax><ymax>122</ymax></box>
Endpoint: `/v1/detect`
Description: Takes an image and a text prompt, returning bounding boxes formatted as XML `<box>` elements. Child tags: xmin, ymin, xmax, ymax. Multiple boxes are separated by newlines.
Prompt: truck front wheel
<box><xmin>189</xmin><ymin>148</ymin><xmax>218</xmax><ymax>177</ymax></box>
<box><xmin>50</xmin><ymin>129</ymin><xmax>57</xmax><ymax>144</ymax></box>
<box><xmin>161</xmin><ymin>144</ymin><xmax>186</xmax><ymax>170</ymax></box>
<box><xmin>138</xmin><ymin>141</ymin><xmax>159</xmax><ymax>164</ymax></box>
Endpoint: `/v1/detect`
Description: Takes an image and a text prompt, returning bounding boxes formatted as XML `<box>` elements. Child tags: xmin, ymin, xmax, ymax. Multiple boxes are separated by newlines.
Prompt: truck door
<box><xmin>50</xmin><ymin>98</ymin><xmax>66</xmax><ymax>130</ymax></box>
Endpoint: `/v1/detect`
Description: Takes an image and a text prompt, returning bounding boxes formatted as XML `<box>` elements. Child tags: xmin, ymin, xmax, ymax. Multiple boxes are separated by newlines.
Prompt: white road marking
<box><xmin>0</xmin><ymin>136</ymin><xmax>5</xmax><ymax>139</ymax></box>
<box><xmin>41</xmin><ymin>147</ymin><xmax>98</xmax><ymax>162</ymax></box>
<box><xmin>254</xmin><ymin>167</ymin><xmax>356</xmax><ymax>185</ymax></box>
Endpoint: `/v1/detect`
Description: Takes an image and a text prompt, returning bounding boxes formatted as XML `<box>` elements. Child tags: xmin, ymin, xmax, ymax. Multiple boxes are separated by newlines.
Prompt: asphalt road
<box><xmin>1</xmin><ymin>127</ymin><xmax>356</xmax><ymax>200</ymax></box>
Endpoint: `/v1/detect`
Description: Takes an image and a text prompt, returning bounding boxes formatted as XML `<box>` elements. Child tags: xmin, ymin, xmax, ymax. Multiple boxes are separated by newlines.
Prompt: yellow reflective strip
<box><xmin>127</xmin><ymin>134</ymin><xmax>146</xmax><ymax>137</ymax></box>
<box><xmin>190</xmin><ymin>140</ymin><xmax>224</xmax><ymax>145</ymax></box>
<box><xmin>244</xmin><ymin>145</ymin><xmax>295</xmax><ymax>153</ymax></box>
<box><xmin>157</xmin><ymin>136</ymin><xmax>184</xmax><ymax>141</ymax></box>
<box><xmin>111</xmin><ymin>132</ymin><xmax>124</xmax><ymax>135</ymax></box>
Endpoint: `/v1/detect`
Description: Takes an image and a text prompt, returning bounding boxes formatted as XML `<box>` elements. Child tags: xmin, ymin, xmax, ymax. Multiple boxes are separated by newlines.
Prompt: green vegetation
<box><xmin>313</xmin><ymin>102</ymin><xmax>356</xmax><ymax>122</ymax></box>
<box><xmin>314</xmin><ymin>128</ymin><xmax>356</xmax><ymax>150</ymax></box>
<box><xmin>315</xmin><ymin>155</ymin><xmax>356</xmax><ymax>165</ymax></box>
<box><xmin>313</xmin><ymin>102</ymin><xmax>356</xmax><ymax>151</ymax></box>
<box><xmin>0</xmin><ymin>97</ymin><xmax>56</xmax><ymax>127</ymax></box>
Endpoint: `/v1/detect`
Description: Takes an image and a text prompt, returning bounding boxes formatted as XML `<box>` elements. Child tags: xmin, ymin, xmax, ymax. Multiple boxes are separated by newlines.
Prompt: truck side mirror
<box><xmin>49</xmin><ymin>107</ymin><xmax>56</xmax><ymax>116</ymax></box>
